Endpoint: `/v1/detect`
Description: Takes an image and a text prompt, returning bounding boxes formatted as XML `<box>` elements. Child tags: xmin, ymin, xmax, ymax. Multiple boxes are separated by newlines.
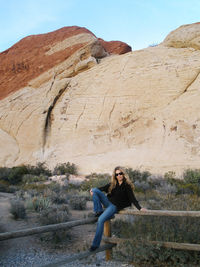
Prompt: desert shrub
<box><xmin>0</xmin><ymin>224</ymin><xmax>5</xmax><ymax>233</ymax></box>
<box><xmin>22</xmin><ymin>183</ymin><xmax>48</xmax><ymax>192</ymax></box>
<box><xmin>10</xmin><ymin>198</ymin><xmax>26</xmax><ymax>219</ymax></box>
<box><xmin>39</xmin><ymin>205</ymin><xmax>70</xmax><ymax>225</ymax></box>
<box><xmin>38</xmin><ymin>205</ymin><xmax>70</xmax><ymax>243</ymax></box>
<box><xmin>0</xmin><ymin>180</ymin><xmax>10</xmax><ymax>192</ymax></box>
<box><xmin>147</xmin><ymin>175</ymin><xmax>178</xmax><ymax>195</ymax></box>
<box><xmin>178</xmin><ymin>183</ymin><xmax>200</xmax><ymax>195</ymax></box>
<box><xmin>44</xmin><ymin>188</ymin><xmax>67</xmax><ymax>204</ymax></box>
<box><xmin>69</xmin><ymin>195</ymin><xmax>87</xmax><ymax>210</ymax></box>
<box><xmin>78</xmin><ymin>190</ymin><xmax>91</xmax><ymax>201</ymax></box>
<box><xmin>26</xmin><ymin>162</ymin><xmax>51</xmax><ymax>176</ymax></box>
<box><xmin>30</xmin><ymin>196</ymin><xmax>52</xmax><ymax>212</ymax></box>
<box><xmin>81</xmin><ymin>173</ymin><xmax>110</xmax><ymax>191</ymax></box>
<box><xmin>48</xmin><ymin>182</ymin><xmax>62</xmax><ymax>193</ymax></box>
<box><xmin>53</xmin><ymin>162</ymin><xmax>78</xmax><ymax>175</ymax></box>
<box><xmin>7</xmin><ymin>165</ymin><xmax>29</xmax><ymax>185</ymax></box>
<box><xmin>114</xmin><ymin>240</ymin><xmax>199</xmax><ymax>267</ymax></box>
<box><xmin>0</xmin><ymin>163</ymin><xmax>51</xmax><ymax>186</ymax></box>
<box><xmin>164</xmin><ymin>171</ymin><xmax>176</xmax><ymax>180</ymax></box>
<box><xmin>0</xmin><ymin>167</ymin><xmax>11</xmax><ymax>182</ymax></box>
<box><xmin>183</xmin><ymin>169</ymin><xmax>200</xmax><ymax>185</ymax></box>
<box><xmin>126</xmin><ymin>168</ymin><xmax>151</xmax><ymax>183</ymax></box>
<box><xmin>22</xmin><ymin>174</ymin><xmax>47</xmax><ymax>184</ymax></box>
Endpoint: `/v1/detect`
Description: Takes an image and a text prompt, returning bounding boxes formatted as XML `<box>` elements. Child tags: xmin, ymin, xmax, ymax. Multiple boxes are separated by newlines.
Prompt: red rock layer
<box><xmin>0</xmin><ymin>26</ymin><xmax>132</xmax><ymax>100</ymax></box>
<box><xmin>98</xmin><ymin>38</ymin><xmax>132</xmax><ymax>55</ymax></box>
<box><xmin>0</xmin><ymin>26</ymin><xmax>93</xmax><ymax>100</ymax></box>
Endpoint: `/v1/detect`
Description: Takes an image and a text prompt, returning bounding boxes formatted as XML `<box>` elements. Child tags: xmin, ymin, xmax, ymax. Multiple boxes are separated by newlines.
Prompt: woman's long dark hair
<box><xmin>108</xmin><ymin>166</ymin><xmax>135</xmax><ymax>193</ymax></box>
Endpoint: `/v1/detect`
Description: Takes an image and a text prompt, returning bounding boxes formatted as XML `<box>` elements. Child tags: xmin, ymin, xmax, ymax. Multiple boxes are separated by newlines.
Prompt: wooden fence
<box><xmin>0</xmin><ymin>216</ymin><xmax>116</xmax><ymax>266</ymax></box>
<box><xmin>1</xmin><ymin>209</ymin><xmax>200</xmax><ymax>265</ymax></box>
<box><xmin>103</xmin><ymin>209</ymin><xmax>200</xmax><ymax>260</ymax></box>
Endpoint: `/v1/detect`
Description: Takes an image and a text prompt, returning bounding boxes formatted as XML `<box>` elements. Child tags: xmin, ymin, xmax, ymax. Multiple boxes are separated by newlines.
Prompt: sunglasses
<box><xmin>115</xmin><ymin>172</ymin><xmax>123</xmax><ymax>177</ymax></box>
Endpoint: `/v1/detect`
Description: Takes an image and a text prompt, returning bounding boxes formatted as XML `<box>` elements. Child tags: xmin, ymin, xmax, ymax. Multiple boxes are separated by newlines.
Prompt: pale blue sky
<box><xmin>0</xmin><ymin>0</ymin><xmax>200</xmax><ymax>52</ymax></box>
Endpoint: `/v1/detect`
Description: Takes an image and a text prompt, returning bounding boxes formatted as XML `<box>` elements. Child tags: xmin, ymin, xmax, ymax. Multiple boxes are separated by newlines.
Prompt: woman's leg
<box><xmin>91</xmin><ymin>203</ymin><xmax>117</xmax><ymax>248</ymax></box>
<box><xmin>92</xmin><ymin>188</ymin><xmax>110</xmax><ymax>213</ymax></box>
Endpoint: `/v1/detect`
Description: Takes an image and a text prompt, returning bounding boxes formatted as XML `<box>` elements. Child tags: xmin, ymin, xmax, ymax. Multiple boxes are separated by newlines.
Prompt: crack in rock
<box><xmin>168</xmin><ymin>69</ymin><xmax>200</xmax><ymax>105</ymax></box>
<box><xmin>43</xmin><ymin>82</ymin><xmax>70</xmax><ymax>151</ymax></box>
<box><xmin>75</xmin><ymin>103</ymin><xmax>86</xmax><ymax>129</ymax></box>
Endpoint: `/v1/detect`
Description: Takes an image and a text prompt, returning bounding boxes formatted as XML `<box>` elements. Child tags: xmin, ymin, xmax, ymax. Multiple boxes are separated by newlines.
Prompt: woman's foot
<box><xmin>89</xmin><ymin>245</ymin><xmax>99</xmax><ymax>251</ymax></box>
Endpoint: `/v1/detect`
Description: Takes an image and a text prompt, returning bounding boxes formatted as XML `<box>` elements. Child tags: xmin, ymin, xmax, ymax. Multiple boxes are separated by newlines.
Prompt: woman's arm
<box><xmin>126</xmin><ymin>184</ymin><xmax>142</xmax><ymax>210</ymax></box>
<box><xmin>98</xmin><ymin>183</ymin><xmax>110</xmax><ymax>193</ymax></box>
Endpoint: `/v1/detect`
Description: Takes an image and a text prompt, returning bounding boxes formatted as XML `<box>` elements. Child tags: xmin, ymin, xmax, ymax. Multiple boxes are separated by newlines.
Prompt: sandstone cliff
<box><xmin>0</xmin><ymin>23</ymin><xmax>200</xmax><ymax>175</ymax></box>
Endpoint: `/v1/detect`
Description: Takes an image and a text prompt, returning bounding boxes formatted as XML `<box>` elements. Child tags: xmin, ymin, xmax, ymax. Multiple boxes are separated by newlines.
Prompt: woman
<box><xmin>89</xmin><ymin>166</ymin><xmax>147</xmax><ymax>251</ymax></box>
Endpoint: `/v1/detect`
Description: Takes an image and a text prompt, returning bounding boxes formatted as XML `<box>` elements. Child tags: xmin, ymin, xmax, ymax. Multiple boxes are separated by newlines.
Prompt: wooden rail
<box><xmin>0</xmin><ymin>217</ymin><xmax>97</xmax><ymax>241</ymax></box>
<box><xmin>103</xmin><ymin>237</ymin><xmax>200</xmax><ymax>251</ymax></box>
<box><xmin>119</xmin><ymin>209</ymin><xmax>200</xmax><ymax>217</ymax></box>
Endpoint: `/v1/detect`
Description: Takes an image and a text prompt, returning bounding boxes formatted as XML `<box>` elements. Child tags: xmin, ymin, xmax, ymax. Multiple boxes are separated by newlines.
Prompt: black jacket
<box><xmin>98</xmin><ymin>180</ymin><xmax>141</xmax><ymax>211</ymax></box>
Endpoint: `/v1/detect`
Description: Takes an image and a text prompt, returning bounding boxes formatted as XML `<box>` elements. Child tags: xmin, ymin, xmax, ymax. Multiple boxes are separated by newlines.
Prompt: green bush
<box><xmin>0</xmin><ymin>163</ymin><xmax>51</xmax><ymax>186</ymax></box>
<box><xmin>26</xmin><ymin>162</ymin><xmax>51</xmax><ymax>176</ymax></box>
<box><xmin>30</xmin><ymin>196</ymin><xmax>52</xmax><ymax>212</ymax></box>
<box><xmin>0</xmin><ymin>180</ymin><xmax>10</xmax><ymax>192</ymax></box>
<box><xmin>22</xmin><ymin>174</ymin><xmax>47</xmax><ymax>184</ymax></box>
<box><xmin>125</xmin><ymin>168</ymin><xmax>151</xmax><ymax>183</ymax></box>
<box><xmin>22</xmin><ymin>183</ymin><xmax>48</xmax><ymax>192</ymax></box>
<box><xmin>43</xmin><ymin>188</ymin><xmax>67</xmax><ymax>204</ymax></box>
<box><xmin>10</xmin><ymin>199</ymin><xmax>26</xmax><ymax>219</ymax></box>
<box><xmin>183</xmin><ymin>169</ymin><xmax>200</xmax><ymax>184</ymax></box>
<box><xmin>53</xmin><ymin>162</ymin><xmax>78</xmax><ymax>175</ymax></box>
<box><xmin>0</xmin><ymin>167</ymin><xmax>11</xmax><ymax>182</ymax></box>
<box><xmin>38</xmin><ymin>205</ymin><xmax>70</xmax><ymax>243</ymax></box>
<box><xmin>8</xmin><ymin>165</ymin><xmax>29</xmax><ymax>185</ymax></box>
<box><xmin>69</xmin><ymin>195</ymin><xmax>87</xmax><ymax>210</ymax></box>
<box><xmin>81</xmin><ymin>173</ymin><xmax>110</xmax><ymax>191</ymax></box>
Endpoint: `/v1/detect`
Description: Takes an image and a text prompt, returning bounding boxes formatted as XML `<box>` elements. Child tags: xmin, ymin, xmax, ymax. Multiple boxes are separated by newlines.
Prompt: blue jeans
<box><xmin>91</xmin><ymin>188</ymin><xmax>117</xmax><ymax>248</ymax></box>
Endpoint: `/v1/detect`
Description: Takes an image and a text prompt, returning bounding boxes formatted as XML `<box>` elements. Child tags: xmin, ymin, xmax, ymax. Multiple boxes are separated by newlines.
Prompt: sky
<box><xmin>0</xmin><ymin>0</ymin><xmax>200</xmax><ymax>53</ymax></box>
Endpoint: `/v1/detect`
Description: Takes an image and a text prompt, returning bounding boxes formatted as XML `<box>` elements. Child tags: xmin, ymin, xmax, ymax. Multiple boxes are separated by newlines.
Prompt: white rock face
<box><xmin>162</xmin><ymin>22</ymin><xmax>200</xmax><ymax>50</ymax></box>
<box><xmin>1</xmin><ymin>23</ymin><xmax>200</xmax><ymax>175</ymax></box>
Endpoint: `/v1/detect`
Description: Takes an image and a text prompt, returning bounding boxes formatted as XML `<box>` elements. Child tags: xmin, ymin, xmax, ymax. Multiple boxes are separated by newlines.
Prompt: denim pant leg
<box><xmin>92</xmin><ymin>203</ymin><xmax>117</xmax><ymax>248</ymax></box>
<box><xmin>92</xmin><ymin>188</ymin><xmax>111</xmax><ymax>212</ymax></box>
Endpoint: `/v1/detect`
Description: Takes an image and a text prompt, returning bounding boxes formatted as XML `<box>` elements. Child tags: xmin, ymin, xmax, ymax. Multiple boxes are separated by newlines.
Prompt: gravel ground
<box><xmin>0</xmin><ymin>247</ymin><xmax>134</xmax><ymax>267</ymax></box>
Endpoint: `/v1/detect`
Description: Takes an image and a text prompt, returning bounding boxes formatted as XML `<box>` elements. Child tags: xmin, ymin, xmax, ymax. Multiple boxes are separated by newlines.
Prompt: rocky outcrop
<box><xmin>161</xmin><ymin>22</ymin><xmax>200</xmax><ymax>50</ymax></box>
<box><xmin>0</xmin><ymin>26</ymin><xmax>131</xmax><ymax>100</ymax></box>
<box><xmin>98</xmin><ymin>38</ymin><xmax>132</xmax><ymax>54</ymax></box>
<box><xmin>0</xmin><ymin>23</ymin><xmax>200</xmax><ymax>175</ymax></box>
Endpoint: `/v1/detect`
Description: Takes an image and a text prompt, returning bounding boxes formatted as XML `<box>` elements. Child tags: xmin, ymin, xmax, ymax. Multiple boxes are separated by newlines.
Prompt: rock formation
<box><xmin>0</xmin><ymin>23</ymin><xmax>200</xmax><ymax>175</ymax></box>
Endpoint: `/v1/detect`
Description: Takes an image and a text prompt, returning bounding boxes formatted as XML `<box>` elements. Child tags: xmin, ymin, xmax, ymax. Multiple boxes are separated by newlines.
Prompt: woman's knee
<box><xmin>91</xmin><ymin>188</ymin><xmax>100</xmax><ymax>194</ymax></box>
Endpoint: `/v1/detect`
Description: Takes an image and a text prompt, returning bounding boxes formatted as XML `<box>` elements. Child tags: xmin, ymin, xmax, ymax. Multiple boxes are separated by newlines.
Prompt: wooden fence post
<box><xmin>104</xmin><ymin>220</ymin><xmax>112</xmax><ymax>261</ymax></box>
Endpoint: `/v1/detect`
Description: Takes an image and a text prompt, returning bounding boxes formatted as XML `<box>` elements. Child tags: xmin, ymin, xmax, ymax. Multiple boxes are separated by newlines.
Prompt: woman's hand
<box><xmin>140</xmin><ymin>207</ymin><xmax>147</xmax><ymax>212</ymax></box>
<box><xmin>90</xmin><ymin>189</ymin><xmax>93</xmax><ymax>196</ymax></box>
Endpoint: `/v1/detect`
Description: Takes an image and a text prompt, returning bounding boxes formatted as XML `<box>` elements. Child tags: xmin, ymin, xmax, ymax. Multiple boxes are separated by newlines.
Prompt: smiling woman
<box><xmin>89</xmin><ymin>166</ymin><xmax>147</xmax><ymax>251</ymax></box>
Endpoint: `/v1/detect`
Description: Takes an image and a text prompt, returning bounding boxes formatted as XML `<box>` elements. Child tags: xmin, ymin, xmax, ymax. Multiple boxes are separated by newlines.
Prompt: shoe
<box><xmin>89</xmin><ymin>246</ymin><xmax>98</xmax><ymax>252</ymax></box>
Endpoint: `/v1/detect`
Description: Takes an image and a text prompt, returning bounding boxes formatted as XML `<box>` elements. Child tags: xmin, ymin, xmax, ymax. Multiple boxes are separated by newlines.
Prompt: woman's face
<box><xmin>115</xmin><ymin>169</ymin><xmax>124</xmax><ymax>183</ymax></box>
